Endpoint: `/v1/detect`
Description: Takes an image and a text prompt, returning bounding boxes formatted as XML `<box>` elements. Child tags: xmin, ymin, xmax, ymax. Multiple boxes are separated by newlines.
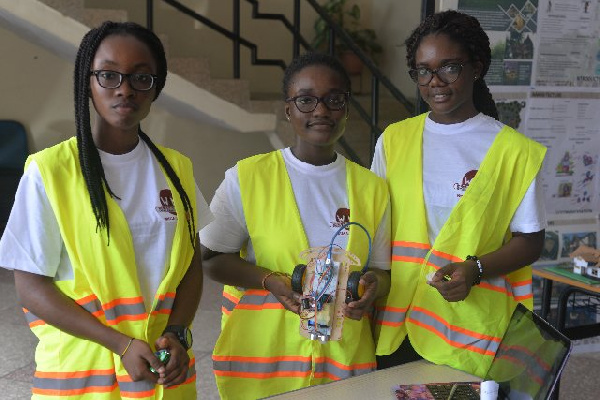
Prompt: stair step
<box><xmin>169</xmin><ymin>57</ymin><xmax>211</xmax><ymax>90</ymax></box>
<box><xmin>209</xmin><ymin>79</ymin><xmax>251</xmax><ymax>109</ymax></box>
<box><xmin>38</xmin><ymin>0</ymin><xmax>85</xmax><ymax>22</ymax></box>
<box><xmin>82</xmin><ymin>8</ymin><xmax>128</xmax><ymax>28</ymax></box>
<box><xmin>248</xmin><ymin>99</ymin><xmax>280</xmax><ymax>114</ymax></box>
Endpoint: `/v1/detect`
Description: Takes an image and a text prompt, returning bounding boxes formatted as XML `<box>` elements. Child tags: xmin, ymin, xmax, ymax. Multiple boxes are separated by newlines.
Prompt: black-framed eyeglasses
<box><xmin>90</xmin><ymin>70</ymin><xmax>158</xmax><ymax>91</ymax></box>
<box><xmin>285</xmin><ymin>92</ymin><xmax>350</xmax><ymax>113</ymax></box>
<box><xmin>408</xmin><ymin>63</ymin><xmax>464</xmax><ymax>86</ymax></box>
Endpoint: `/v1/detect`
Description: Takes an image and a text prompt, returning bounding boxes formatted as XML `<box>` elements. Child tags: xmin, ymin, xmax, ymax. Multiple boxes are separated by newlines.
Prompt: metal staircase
<box><xmin>27</xmin><ymin>0</ymin><xmax>416</xmax><ymax>166</ymax></box>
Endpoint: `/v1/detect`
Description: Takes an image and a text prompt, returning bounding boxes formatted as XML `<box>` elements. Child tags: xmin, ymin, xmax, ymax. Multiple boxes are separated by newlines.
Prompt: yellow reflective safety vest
<box><xmin>24</xmin><ymin>137</ymin><xmax>197</xmax><ymax>399</ymax></box>
<box><xmin>374</xmin><ymin>114</ymin><xmax>546</xmax><ymax>377</ymax></box>
<box><xmin>213</xmin><ymin>151</ymin><xmax>388</xmax><ymax>400</ymax></box>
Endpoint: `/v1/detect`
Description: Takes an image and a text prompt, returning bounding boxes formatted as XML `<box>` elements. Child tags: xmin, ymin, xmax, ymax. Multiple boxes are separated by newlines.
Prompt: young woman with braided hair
<box><xmin>0</xmin><ymin>21</ymin><xmax>212</xmax><ymax>398</ymax></box>
<box><xmin>372</xmin><ymin>10</ymin><xmax>547</xmax><ymax>376</ymax></box>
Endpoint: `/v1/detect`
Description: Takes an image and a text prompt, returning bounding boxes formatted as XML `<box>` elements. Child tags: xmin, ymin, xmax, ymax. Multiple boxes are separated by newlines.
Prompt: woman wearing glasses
<box><xmin>0</xmin><ymin>22</ymin><xmax>212</xmax><ymax>398</ymax></box>
<box><xmin>200</xmin><ymin>52</ymin><xmax>391</xmax><ymax>399</ymax></box>
<box><xmin>372</xmin><ymin>10</ymin><xmax>547</xmax><ymax>376</ymax></box>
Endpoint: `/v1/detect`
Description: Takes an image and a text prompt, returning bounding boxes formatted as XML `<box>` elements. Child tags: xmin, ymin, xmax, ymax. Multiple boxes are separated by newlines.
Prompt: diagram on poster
<box><xmin>525</xmin><ymin>92</ymin><xmax>600</xmax><ymax>215</ymax></box>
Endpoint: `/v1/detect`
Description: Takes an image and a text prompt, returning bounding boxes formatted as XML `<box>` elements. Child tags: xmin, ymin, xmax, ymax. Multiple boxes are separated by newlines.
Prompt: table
<box><xmin>533</xmin><ymin>267</ymin><xmax>600</xmax><ymax>339</ymax></box>
<box><xmin>266</xmin><ymin>360</ymin><xmax>480</xmax><ymax>399</ymax></box>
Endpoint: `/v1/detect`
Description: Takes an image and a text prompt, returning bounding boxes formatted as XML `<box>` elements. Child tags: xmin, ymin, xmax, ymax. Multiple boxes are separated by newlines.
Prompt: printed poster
<box><xmin>535</xmin><ymin>0</ymin><xmax>600</xmax><ymax>89</ymax></box>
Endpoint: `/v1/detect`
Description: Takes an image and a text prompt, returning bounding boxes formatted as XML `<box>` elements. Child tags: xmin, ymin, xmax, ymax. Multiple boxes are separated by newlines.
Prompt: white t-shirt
<box><xmin>0</xmin><ymin>139</ymin><xmax>213</xmax><ymax>310</ymax></box>
<box><xmin>371</xmin><ymin>113</ymin><xmax>546</xmax><ymax>245</ymax></box>
<box><xmin>200</xmin><ymin>148</ymin><xmax>391</xmax><ymax>270</ymax></box>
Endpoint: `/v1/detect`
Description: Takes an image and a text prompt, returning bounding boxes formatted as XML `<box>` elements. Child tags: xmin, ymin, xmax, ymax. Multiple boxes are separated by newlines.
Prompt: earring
<box><xmin>286</xmin><ymin>114</ymin><xmax>290</xmax><ymax>121</ymax></box>
<box><xmin>474</xmin><ymin>75</ymin><xmax>478</xmax><ymax>81</ymax></box>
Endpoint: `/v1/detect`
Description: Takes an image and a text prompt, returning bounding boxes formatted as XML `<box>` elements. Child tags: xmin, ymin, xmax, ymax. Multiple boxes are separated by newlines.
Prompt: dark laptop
<box><xmin>484</xmin><ymin>302</ymin><xmax>573</xmax><ymax>400</ymax></box>
<box><xmin>412</xmin><ymin>303</ymin><xmax>572</xmax><ymax>400</ymax></box>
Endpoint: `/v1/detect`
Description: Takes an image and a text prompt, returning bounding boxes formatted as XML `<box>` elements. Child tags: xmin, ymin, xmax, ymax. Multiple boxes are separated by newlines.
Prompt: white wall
<box><xmin>370</xmin><ymin>0</ymin><xmax>422</xmax><ymax>103</ymax></box>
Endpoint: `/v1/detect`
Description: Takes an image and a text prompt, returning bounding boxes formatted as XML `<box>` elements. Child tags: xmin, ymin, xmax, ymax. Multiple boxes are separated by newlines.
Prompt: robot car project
<box><xmin>290</xmin><ymin>222</ymin><xmax>371</xmax><ymax>343</ymax></box>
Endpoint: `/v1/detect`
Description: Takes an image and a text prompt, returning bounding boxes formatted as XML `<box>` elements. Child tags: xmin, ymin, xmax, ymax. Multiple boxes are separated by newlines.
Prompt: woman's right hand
<box><xmin>120</xmin><ymin>338</ymin><xmax>164</xmax><ymax>383</ymax></box>
<box><xmin>264</xmin><ymin>273</ymin><xmax>302</xmax><ymax>314</ymax></box>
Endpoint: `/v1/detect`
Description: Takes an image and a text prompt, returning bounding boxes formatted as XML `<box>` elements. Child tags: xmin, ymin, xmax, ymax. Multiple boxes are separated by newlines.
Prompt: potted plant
<box><xmin>311</xmin><ymin>0</ymin><xmax>383</xmax><ymax>75</ymax></box>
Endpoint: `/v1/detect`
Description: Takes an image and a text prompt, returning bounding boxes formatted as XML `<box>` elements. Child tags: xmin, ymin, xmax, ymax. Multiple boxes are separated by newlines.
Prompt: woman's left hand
<box><xmin>428</xmin><ymin>261</ymin><xmax>478</xmax><ymax>302</ymax></box>
<box><xmin>154</xmin><ymin>334</ymin><xmax>190</xmax><ymax>387</ymax></box>
<box><xmin>344</xmin><ymin>271</ymin><xmax>379</xmax><ymax>320</ymax></box>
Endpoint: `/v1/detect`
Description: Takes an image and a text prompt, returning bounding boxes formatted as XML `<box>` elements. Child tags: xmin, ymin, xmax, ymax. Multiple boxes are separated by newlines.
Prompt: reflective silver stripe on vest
<box><xmin>374</xmin><ymin>306</ymin><xmax>407</xmax><ymax>326</ymax></box>
<box><xmin>509</xmin><ymin>280</ymin><xmax>532</xmax><ymax>301</ymax></box>
<box><xmin>481</xmin><ymin>277</ymin><xmax>532</xmax><ymax>301</ymax></box>
<box><xmin>118</xmin><ymin>379</ymin><xmax>155</xmax><ymax>394</ymax></box>
<box><xmin>392</xmin><ymin>244</ymin><xmax>429</xmax><ymax>261</ymax></box>
<box><xmin>222</xmin><ymin>295</ymin><xmax>238</xmax><ymax>313</ymax></box>
<box><xmin>237</xmin><ymin>291</ymin><xmax>284</xmax><ymax>309</ymax></box>
<box><xmin>78</xmin><ymin>297</ymin><xmax>103</xmax><ymax>315</ymax></box>
<box><xmin>405</xmin><ymin>246</ymin><xmax>533</xmax><ymax>302</ymax></box>
<box><xmin>33</xmin><ymin>371</ymin><xmax>116</xmax><ymax>392</ymax></box>
<box><xmin>24</xmin><ymin>309</ymin><xmax>44</xmax><ymax>326</ymax></box>
<box><xmin>103</xmin><ymin>301</ymin><xmax>147</xmax><ymax>324</ymax></box>
<box><xmin>213</xmin><ymin>357</ymin><xmax>312</xmax><ymax>376</ymax></box>
<box><xmin>495</xmin><ymin>345</ymin><xmax>550</xmax><ymax>385</ymax></box>
<box><xmin>427</xmin><ymin>252</ymin><xmax>460</xmax><ymax>268</ymax></box>
<box><xmin>153</xmin><ymin>293</ymin><xmax>175</xmax><ymax>314</ymax></box>
<box><xmin>314</xmin><ymin>358</ymin><xmax>374</xmax><ymax>380</ymax></box>
<box><xmin>409</xmin><ymin>307</ymin><xmax>499</xmax><ymax>355</ymax></box>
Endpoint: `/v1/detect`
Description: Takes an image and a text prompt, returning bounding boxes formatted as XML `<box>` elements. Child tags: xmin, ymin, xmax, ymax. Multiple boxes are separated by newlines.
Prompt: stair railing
<box><xmin>147</xmin><ymin>0</ymin><xmax>415</xmax><ymax>165</ymax></box>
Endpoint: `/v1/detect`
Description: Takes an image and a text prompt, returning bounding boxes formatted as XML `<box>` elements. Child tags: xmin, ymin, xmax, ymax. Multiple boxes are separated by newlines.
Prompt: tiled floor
<box><xmin>0</xmin><ymin>266</ymin><xmax>599</xmax><ymax>399</ymax></box>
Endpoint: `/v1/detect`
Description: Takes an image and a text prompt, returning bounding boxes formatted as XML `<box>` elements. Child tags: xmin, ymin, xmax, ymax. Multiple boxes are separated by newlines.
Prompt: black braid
<box><xmin>74</xmin><ymin>21</ymin><xmax>195</xmax><ymax>248</ymax></box>
<box><xmin>473</xmin><ymin>78</ymin><xmax>499</xmax><ymax>120</ymax></box>
<box><xmin>138</xmin><ymin>129</ymin><xmax>196</xmax><ymax>248</ymax></box>
<box><xmin>282</xmin><ymin>52</ymin><xmax>351</xmax><ymax>97</ymax></box>
<box><xmin>74</xmin><ymin>22</ymin><xmax>118</xmax><ymax>242</ymax></box>
<box><xmin>405</xmin><ymin>10</ymin><xmax>498</xmax><ymax>120</ymax></box>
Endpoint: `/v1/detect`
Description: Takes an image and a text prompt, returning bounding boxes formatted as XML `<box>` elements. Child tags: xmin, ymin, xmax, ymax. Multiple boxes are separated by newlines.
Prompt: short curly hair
<box><xmin>282</xmin><ymin>52</ymin><xmax>351</xmax><ymax>98</ymax></box>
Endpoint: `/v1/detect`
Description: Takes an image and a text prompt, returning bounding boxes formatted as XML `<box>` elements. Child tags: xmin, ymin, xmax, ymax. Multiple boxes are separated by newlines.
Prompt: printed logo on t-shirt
<box><xmin>155</xmin><ymin>189</ymin><xmax>178</xmax><ymax>221</ymax></box>
<box><xmin>331</xmin><ymin>208</ymin><xmax>350</xmax><ymax>235</ymax></box>
<box><xmin>453</xmin><ymin>170</ymin><xmax>478</xmax><ymax>198</ymax></box>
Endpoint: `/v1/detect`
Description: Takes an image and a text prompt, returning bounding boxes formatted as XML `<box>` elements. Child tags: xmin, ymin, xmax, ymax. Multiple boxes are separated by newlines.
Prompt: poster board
<box><xmin>439</xmin><ymin>0</ymin><xmax>600</xmax><ymax>220</ymax></box>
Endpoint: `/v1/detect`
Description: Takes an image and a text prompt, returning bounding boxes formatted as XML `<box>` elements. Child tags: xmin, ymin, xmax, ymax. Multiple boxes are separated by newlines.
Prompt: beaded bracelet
<box><xmin>466</xmin><ymin>255</ymin><xmax>483</xmax><ymax>286</ymax></box>
<box><xmin>120</xmin><ymin>337</ymin><xmax>135</xmax><ymax>359</ymax></box>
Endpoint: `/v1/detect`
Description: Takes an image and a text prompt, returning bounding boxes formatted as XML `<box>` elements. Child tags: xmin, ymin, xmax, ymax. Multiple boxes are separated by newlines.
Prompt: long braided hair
<box><xmin>405</xmin><ymin>10</ymin><xmax>499</xmax><ymax>120</ymax></box>
<box><xmin>74</xmin><ymin>21</ymin><xmax>196</xmax><ymax>247</ymax></box>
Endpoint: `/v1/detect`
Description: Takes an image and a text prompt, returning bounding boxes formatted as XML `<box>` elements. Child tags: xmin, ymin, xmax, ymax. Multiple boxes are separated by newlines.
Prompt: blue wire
<box><xmin>327</xmin><ymin>221</ymin><xmax>372</xmax><ymax>274</ymax></box>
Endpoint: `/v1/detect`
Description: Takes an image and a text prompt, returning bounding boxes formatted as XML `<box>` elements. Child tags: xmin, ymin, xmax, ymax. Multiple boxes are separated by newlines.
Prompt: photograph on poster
<box><xmin>496</xmin><ymin>100</ymin><xmax>526</xmax><ymax>130</ymax></box>
<box><xmin>534</xmin><ymin>222</ymin><xmax>599</xmax><ymax>266</ymax></box>
<box><xmin>561</xmin><ymin>231</ymin><xmax>597</xmax><ymax>258</ymax></box>
<box><xmin>540</xmin><ymin>230</ymin><xmax>560</xmax><ymax>261</ymax></box>
<box><xmin>557</xmin><ymin>181</ymin><xmax>572</xmax><ymax>198</ymax></box>
<box><xmin>450</xmin><ymin>0</ymin><xmax>538</xmax><ymax>87</ymax></box>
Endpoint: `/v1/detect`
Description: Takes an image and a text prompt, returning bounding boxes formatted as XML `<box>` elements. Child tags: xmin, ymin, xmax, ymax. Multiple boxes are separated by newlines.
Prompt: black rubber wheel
<box><xmin>291</xmin><ymin>264</ymin><xmax>307</xmax><ymax>294</ymax></box>
<box><xmin>346</xmin><ymin>271</ymin><xmax>363</xmax><ymax>303</ymax></box>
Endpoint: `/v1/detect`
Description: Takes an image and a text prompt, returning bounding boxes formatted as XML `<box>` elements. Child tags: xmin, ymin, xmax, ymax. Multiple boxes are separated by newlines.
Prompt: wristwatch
<box><xmin>162</xmin><ymin>325</ymin><xmax>193</xmax><ymax>350</ymax></box>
